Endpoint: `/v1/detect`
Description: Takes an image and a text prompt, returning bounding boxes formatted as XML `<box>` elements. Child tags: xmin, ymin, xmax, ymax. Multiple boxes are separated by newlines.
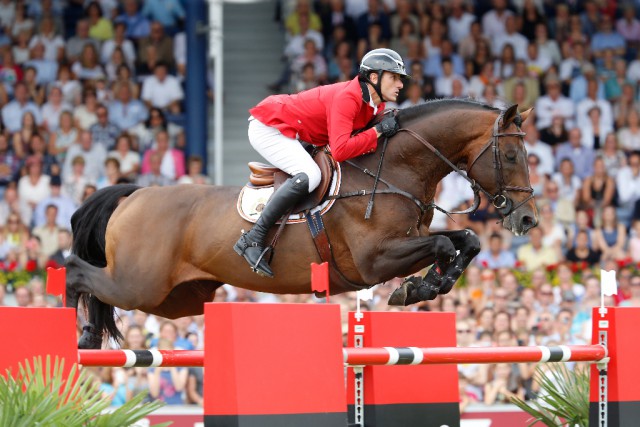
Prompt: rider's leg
<box><xmin>234</xmin><ymin>118</ymin><xmax>321</xmax><ymax>277</ymax></box>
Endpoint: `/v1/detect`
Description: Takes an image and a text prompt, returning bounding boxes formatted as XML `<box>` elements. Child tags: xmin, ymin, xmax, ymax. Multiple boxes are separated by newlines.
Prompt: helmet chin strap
<box><xmin>362</xmin><ymin>71</ymin><xmax>385</xmax><ymax>102</ymax></box>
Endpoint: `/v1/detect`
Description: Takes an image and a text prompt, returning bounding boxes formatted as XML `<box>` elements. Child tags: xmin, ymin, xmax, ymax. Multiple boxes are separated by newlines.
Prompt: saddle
<box><xmin>246</xmin><ymin>148</ymin><xmax>336</xmax><ymax>213</ymax></box>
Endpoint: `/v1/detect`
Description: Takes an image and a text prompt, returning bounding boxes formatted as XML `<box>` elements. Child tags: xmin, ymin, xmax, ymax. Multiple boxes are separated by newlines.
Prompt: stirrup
<box><xmin>251</xmin><ymin>246</ymin><xmax>274</xmax><ymax>277</ymax></box>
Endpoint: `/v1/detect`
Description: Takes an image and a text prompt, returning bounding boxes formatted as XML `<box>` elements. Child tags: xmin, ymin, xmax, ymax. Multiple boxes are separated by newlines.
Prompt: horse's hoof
<box><xmin>388</xmin><ymin>286</ymin><xmax>407</xmax><ymax>306</ymax></box>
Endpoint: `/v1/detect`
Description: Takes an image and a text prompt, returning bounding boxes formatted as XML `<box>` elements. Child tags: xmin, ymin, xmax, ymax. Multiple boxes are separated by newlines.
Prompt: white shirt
<box><xmin>576</xmin><ymin>98</ymin><xmax>614</xmax><ymax>130</ymax></box>
<box><xmin>108</xmin><ymin>150</ymin><xmax>141</xmax><ymax>175</ymax></box>
<box><xmin>535</xmin><ymin>95</ymin><xmax>575</xmax><ymax>129</ymax></box>
<box><xmin>434</xmin><ymin>74</ymin><xmax>468</xmax><ymax>97</ymax></box>
<box><xmin>100</xmin><ymin>39</ymin><xmax>136</xmax><ymax>66</ymax></box>
<box><xmin>617</xmin><ymin>128</ymin><xmax>640</xmax><ymax>151</ymax></box>
<box><xmin>481</xmin><ymin>9</ymin><xmax>513</xmax><ymax>39</ymax></box>
<box><xmin>627</xmin><ymin>59</ymin><xmax>640</xmax><ymax>83</ymax></box>
<box><xmin>447</xmin><ymin>13</ymin><xmax>475</xmax><ymax>45</ymax></box>
<box><xmin>41</xmin><ymin>101</ymin><xmax>73</xmax><ymax>132</ymax></box>
<box><xmin>492</xmin><ymin>32</ymin><xmax>529</xmax><ymax>60</ymax></box>
<box><xmin>141</xmin><ymin>74</ymin><xmax>184</xmax><ymax>109</ymax></box>
<box><xmin>29</xmin><ymin>34</ymin><xmax>65</xmax><ymax>62</ymax></box>
<box><xmin>616</xmin><ymin>167</ymin><xmax>640</xmax><ymax>207</ymax></box>
<box><xmin>18</xmin><ymin>174</ymin><xmax>51</xmax><ymax>207</ymax></box>
<box><xmin>284</xmin><ymin>30</ymin><xmax>325</xmax><ymax>59</ymax></box>
<box><xmin>174</xmin><ymin>32</ymin><xmax>186</xmax><ymax>67</ymax></box>
<box><xmin>525</xmin><ymin>140</ymin><xmax>554</xmax><ymax>176</ymax></box>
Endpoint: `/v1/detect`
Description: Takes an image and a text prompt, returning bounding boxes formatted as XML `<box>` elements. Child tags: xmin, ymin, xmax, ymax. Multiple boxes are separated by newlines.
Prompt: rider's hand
<box><xmin>375</xmin><ymin>116</ymin><xmax>399</xmax><ymax>138</ymax></box>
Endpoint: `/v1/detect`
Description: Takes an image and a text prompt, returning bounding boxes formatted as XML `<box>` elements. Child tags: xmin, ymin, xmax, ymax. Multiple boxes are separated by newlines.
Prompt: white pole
<box><xmin>208</xmin><ymin>0</ymin><xmax>224</xmax><ymax>185</ymax></box>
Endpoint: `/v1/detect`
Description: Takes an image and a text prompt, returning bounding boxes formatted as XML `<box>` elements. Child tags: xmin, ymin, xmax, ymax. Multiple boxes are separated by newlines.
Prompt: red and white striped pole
<box><xmin>78</xmin><ymin>344</ymin><xmax>607</xmax><ymax>368</ymax></box>
<box><xmin>343</xmin><ymin>344</ymin><xmax>608</xmax><ymax>366</ymax></box>
<box><xmin>78</xmin><ymin>349</ymin><xmax>204</xmax><ymax>367</ymax></box>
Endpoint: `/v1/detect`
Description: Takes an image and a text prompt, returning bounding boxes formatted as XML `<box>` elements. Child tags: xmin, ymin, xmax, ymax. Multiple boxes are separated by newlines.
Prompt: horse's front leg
<box><xmin>430</xmin><ymin>229</ymin><xmax>481</xmax><ymax>295</ymax></box>
<box><xmin>363</xmin><ymin>235</ymin><xmax>456</xmax><ymax>306</ymax></box>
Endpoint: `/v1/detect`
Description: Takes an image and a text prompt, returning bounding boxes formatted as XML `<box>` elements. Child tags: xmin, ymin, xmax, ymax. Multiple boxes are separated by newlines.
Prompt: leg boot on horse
<box><xmin>234</xmin><ymin>172</ymin><xmax>310</xmax><ymax>277</ymax></box>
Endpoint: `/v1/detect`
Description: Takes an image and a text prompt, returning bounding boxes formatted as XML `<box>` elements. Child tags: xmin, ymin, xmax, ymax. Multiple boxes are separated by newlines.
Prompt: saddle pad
<box><xmin>237</xmin><ymin>163</ymin><xmax>342</xmax><ymax>224</ymax></box>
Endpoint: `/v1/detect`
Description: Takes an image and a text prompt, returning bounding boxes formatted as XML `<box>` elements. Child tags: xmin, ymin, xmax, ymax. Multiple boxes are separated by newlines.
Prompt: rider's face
<box><xmin>379</xmin><ymin>72</ymin><xmax>404</xmax><ymax>102</ymax></box>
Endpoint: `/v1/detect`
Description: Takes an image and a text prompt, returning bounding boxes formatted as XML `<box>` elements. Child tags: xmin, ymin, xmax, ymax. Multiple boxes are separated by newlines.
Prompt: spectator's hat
<box><xmin>50</xmin><ymin>175</ymin><xmax>62</xmax><ymax>187</ymax></box>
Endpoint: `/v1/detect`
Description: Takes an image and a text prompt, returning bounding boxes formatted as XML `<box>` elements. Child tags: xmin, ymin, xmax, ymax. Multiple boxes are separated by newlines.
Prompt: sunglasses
<box><xmin>457</xmin><ymin>329</ymin><xmax>472</xmax><ymax>334</ymax></box>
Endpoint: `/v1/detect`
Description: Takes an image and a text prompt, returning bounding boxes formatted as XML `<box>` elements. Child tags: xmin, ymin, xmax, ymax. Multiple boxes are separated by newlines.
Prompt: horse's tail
<box><xmin>71</xmin><ymin>183</ymin><xmax>141</xmax><ymax>344</ymax></box>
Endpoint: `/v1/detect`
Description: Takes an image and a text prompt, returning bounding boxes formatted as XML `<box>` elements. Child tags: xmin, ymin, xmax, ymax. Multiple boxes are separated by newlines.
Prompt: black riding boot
<box><xmin>234</xmin><ymin>172</ymin><xmax>310</xmax><ymax>278</ymax></box>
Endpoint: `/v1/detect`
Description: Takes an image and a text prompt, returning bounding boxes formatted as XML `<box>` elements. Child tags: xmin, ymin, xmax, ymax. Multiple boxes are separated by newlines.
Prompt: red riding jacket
<box><xmin>249</xmin><ymin>76</ymin><xmax>384</xmax><ymax>162</ymax></box>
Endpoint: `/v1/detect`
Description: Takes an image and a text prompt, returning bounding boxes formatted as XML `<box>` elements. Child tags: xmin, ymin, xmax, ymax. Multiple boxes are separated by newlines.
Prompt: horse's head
<box><xmin>466</xmin><ymin>104</ymin><xmax>538</xmax><ymax>236</ymax></box>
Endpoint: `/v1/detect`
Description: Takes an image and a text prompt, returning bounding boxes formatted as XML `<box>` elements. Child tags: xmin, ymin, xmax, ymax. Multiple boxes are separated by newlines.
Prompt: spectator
<box><xmin>591</xmin><ymin>14</ymin><xmax>626</xmax><ymax>61</ymax></box>
<box><xmin>516</xmin><ymin>226</ymin><xmax>556</xmax><ymax>272</ymax></box>
<box><xmin>49</xmin><ymin>111</ymin><xmax>77</xmax><ymax>163</ymax></box>
<box><xmin>73</xmin><ymin>88</ymin><xmax>98</xmax><ymax>130</ymax></box>
<box><xmin>96</xmin><ymin>157</ymin><xmax>122</xmax><ymax>189</ymax></box>
<box><xmin>85</xmin><ymin>1</ymin><xmax>113</xmax><ymax>41</ymax></box>
<box><xmin>597</xmin><ymin>133</ymin><xmax>627</xmax><ymax>178</ymax></box>
<box><xmin>115</xmin><ymin>0</ymin><xmax>151</xmax><ymax>41</ymax></box>
<box><xmin>32</xmin><ymin>204</ymin><xmax>59</xmax><ymax>257</ymax></box>
<box><xmin>53</xmin><ymin>64</ymin><xmax>82</xmax><ymax>107</ymax></box>
<box><xmin>14</xmin><ymin>286</ymin><xmax>32</xmax><ymax>308</ymax></box>
<box><xmin>286</xmin><ymin>0</ymin><xmax>322</xmax><ymax>36</ymax></box>
<box><xmin>28</xmin><ymin>16</ymin><xmax>63</xmax><ymax>62</ymax></box>
<box><xmin>535</xmin><ymin>74</ymin><xmax>575</xmax><ymax>130</ymax></box>
<box><xmin>526</xmin><ymin>153</ymin><xmax>547</xmax><ymax>196</ymax></box>
<box><xmin>41</xmin><ymin>86</ymin><xmax>72</xmax><ymax>133</ymax></box>
<box><xmin>62</xmin><ymin>155</ymin><xmax>91</xmax><ymax>204</ymax></box>
<box><xmin>17</xmin><ymin>156</ymin><xmax>50</xmax><ymax>214</ymax></box>
<box><xmin>101</xmin><ymin>21</ymin><xmax>136</xmax><ymax>68</ymax></box>
<box><xmin>617</xmin><ymin>109</ymin><xmax>640</xmax><ymax>153</ymax></box>
<box><xmin>12</xmin><ymin>29</ymin><xmax>31</xmax><ymax>65</ymax></box>
<box><xmin>141</xmin><ymin>62</ymin><xmax>184</xmax><ymax>114</ymax></box>
<box><xmin>565</xmin><ymin>229</ymin><xmax>601</xmax><ymax>266</ymax></box>
<box><xmin>523</xmin><ymin>124</ymin><xmax>553</xmax><ymax>177</ymax></box>
<box><xmin>576</xmin><ymin>76</ymin><xmax>613</xmax><ymax>132</ymax></box>
<box><xmin>141</xmin><ymin>0</ymin><xmax>185</xmax><ymax>36</ymax></box>
<box><xmin>10</xmin><ymin>2</ymin><xmax>34</xmax><ymax>41</ymax></box>
<box><xmin>616</xmin><ymin>151</ymin><xmax>640</xmax><ymax>226</ymax></box>
<box><xmin>475</xmin><ymin>233</ymin><xmax>516</xmax><ymax>269</ymax></box>
<box><xmin>560</xmin><ymin>41</ymin><xmax>589</xmax><ymax>91</ymax></box>
<box><xmin>32</xmin><ymin>174</ymin><xmax>76</xmax><ymax>229</ymax></box>
<box><xmin>629</xmin><ymin>219</ymin><xmax>640</xmax><ymax>263</ymax></box>
<box><xmin>539</xmin><ymin>115</ymin><xmax>568</xmax><ymax>149</ymax></box>
<box><xmin>593</xmin><ymin>205</ymin><xmax>627</xmax><ymax>262</ymax></box>
<box><xmin>108</xmin><ymin>82</ymin><xmax>148</xmax><ymax>135</ymax></box>
<box><xmin>1</xmin><ymin>82</ymin><xmax>42</xmax><ymax>133</ymax></box>
<box><xmin>136</xmin><ymin>151</ymin><xmax>174</xmax><ymax>187</ymax></box>
<box><xmin>71</xmin><ymin>43</ymin><xmax>105</xmax><ymax>83</ymax></box>
<box><xmin>555</xmin><ymin>128</ymin><xmax>595</xmax><ymax>180</ymax></box>
<box><xmin>89</xmin><ymin>104</ymin><xmax>120</xmax><ymax>151</ymax></box>
<box><xmin>108</xmin><ymin>133</ymin><xmax>140</xmax><ymax>179</ymax></box>
<box><xmin>22</xmin><ymin>66</ymin><xmax>45</xmax><ymax>105</ymax></box>
<box><xmin>578</xmin><ymin>156</ymin><xmax>616</xmax><ymax>228</ymax></box>
<box><xmin>63</xmin><ymin>130</ymin><xmax>107</xmax><ymax>183</ymax></box>
<box><xmin>147</xmin><ymin>338</ymin><xmax>188</xmax><ymax>404</ymax></box>
<box><xmin>177</xmin><ymin>155</ymin><xmax>210</xmax><ymax>185</ymax></box>
<box><xmin>65</xmin><ymin>19</ymin><xmax>99</xmax><ymax>64</ymax></box>
<box><xmin>581</xmin><ymin>107</ymin><xmax>613</xmax><ymax>150</ymax></box>
<box><xmin>0</xmin><ymin>134</ymin><xmax>20</xmax><ymax>193</ymax></box>
<box><xmin>137</xmin><ymin>21</ymin><xmax>175</xmax><ymax>72</ymax></box>
<box><xmin>141</xmin><ymin>130</ymin><xmax>184</xmax><ymax>181</ymax></box>
<box><xmin>502</xmin><ymin>60</ymin><xmax>539</xmax><ymax>111</ymax></box>
<box><xmin>481</xmin><ymin>0</ymin><xmax>513</xmax><ymax>40</ymax></box>
<box><xmin>27</xmin><ymin>133</ymin><xmax>60</xmax><ymax>177</ymax></box>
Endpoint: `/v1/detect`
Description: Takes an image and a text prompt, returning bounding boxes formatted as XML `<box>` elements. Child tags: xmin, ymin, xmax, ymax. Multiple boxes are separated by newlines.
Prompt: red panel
<box><xmin>204</xmin><ymin>303</ymin><xmax>347</xmax><ymax>416</ymax></box>
<box><xmin>347</xmin><ymin>311</ymin><xmax>459</xmax><ymax>405</ymax></box>
<box><xmin>590</xmin><ymin>307</ymin><xmax>640</xmax><ymax>403</ymax></box>
<box><xmin>0</xmin><ymin>307</ymin><xmax>78</xmax><ymax>377</ymax></box>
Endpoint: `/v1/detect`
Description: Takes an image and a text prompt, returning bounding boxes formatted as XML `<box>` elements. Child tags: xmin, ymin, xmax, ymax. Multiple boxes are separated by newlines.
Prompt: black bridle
<box><xmin>332</xmin><ymin>110</ymin><xmax>534</xmax><ymax>224</ymax></box>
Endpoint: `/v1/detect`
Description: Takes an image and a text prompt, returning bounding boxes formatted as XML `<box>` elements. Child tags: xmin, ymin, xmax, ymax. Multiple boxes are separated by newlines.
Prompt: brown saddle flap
<box><xmin>247</xmin><ymin>149</ymin><xmax>335</xmax><ymax>213</ymax></box>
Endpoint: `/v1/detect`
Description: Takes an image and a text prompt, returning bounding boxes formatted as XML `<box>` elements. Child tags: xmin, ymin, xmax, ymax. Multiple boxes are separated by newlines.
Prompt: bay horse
<box><xmin>66</xmin><ymin>101</ymin><xmax>537</xmax><ymax>349</ymax></box>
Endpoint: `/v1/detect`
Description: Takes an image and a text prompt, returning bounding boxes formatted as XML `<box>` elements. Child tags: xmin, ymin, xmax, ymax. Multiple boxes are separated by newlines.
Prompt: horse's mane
<box><xmin>396</xmin><ymin>98</ymin><xmax>501</xmax><ymax>125</ymax></box>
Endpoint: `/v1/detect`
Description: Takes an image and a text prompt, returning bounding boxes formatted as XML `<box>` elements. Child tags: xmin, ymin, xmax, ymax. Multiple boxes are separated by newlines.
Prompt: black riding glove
<box><xmin>375</xmin><ymin>116</ymin><xmax>399</xmax><ymax>138</ymax></box>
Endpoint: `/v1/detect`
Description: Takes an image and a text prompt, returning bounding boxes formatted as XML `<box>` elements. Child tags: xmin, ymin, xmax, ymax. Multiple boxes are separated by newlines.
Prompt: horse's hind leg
<box><xmin>65</xmin><ymin>254</ymin><xmax>128</xmax><ymax>349</ymax></box>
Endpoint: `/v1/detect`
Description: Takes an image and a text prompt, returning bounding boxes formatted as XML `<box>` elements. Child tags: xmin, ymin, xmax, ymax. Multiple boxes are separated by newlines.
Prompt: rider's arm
<box><xmin>327</xmin><ymin>93</ymin><xmax>379</xmax><ymax>162</ymax></box>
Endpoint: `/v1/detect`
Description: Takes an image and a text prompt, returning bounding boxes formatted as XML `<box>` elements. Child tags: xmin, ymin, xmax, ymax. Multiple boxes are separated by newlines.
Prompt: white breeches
<box><xmin>247</xmin><ymin>117</ymin><xmax>321</xmax><ymax>192</ymax></box>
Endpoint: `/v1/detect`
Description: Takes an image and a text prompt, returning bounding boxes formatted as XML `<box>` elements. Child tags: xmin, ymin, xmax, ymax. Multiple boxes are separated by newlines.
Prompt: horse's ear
<box><xmin>520</xmin><ymin>108</ymin><xmax>533</xmax><ymax>124</ymax></box>
<box><xmin>501</xmin><ymin>104</ymin><xmax>519</xmax><ymax>128</ymax></box>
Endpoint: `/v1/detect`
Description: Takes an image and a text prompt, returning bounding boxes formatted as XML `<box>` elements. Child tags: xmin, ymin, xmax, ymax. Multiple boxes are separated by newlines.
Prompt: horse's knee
<box><xmin>432</xmin><ymin>235</ymin><xmax>456</xmax><ymax>262</ymax></box>
<box><xmin>464</xmin><ymin>229</ymin><xmax>481</xmax><ymax>256</ymax></box>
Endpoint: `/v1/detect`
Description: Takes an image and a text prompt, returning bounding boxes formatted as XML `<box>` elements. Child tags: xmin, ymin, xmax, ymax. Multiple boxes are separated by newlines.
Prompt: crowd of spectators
<box><xmin>3</xmin><ymin>0</ymin><xmax>640</xmax><ymax>413</ymax></box>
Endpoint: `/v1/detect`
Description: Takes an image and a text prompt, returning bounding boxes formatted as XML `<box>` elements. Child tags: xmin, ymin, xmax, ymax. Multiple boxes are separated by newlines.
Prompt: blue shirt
<box><xmin>33</xmin><ymin>195</ymin><xmax>77</xmax><ymax>229</ymax></box>
<box><xmin>1</xmin><ymin>101</ymin><xmax>42</xmax><ymax>132</ymax></box>
<box><xmin>115</xmin><ymin>13</ymin><xmax>151</xmax><ymax>39</ymax></box>
<box><xmin>141</xmin><ymin>0</ymin><xmax>185</xmax><ymax>28</ymax></box>
<box><xmin>591</xmin><ymin>32</ymin><xmax>626</xmax><ymax>54</ymax></box>
<box><xmin>555</xmin><ymin>143</ymin><xmax>595</xmax><ymax>180</ymax></box>
<box><xmin>474</xmin><ymin>249</ymin><xmax>516</xmax><ymax>269</ymax></box>
<box><xmin>108</xmin><ymin>100</ymin><xmax>148</xmax><ymax>131</ymax></box>
<box><xmin>23</xmin><ymin>59</ymin><xmax>59</xmax><ymax>85</ymax></box>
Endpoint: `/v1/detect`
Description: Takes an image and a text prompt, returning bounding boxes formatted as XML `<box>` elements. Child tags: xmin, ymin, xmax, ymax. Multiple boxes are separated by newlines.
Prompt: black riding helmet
<box><xmin>358</xmin><ymin>48</ymin><xmax>409</xmax><ymax>102</ymax></box>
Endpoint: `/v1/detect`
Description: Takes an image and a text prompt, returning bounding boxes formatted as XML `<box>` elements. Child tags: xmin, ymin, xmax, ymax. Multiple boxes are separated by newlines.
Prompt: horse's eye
<box><xmin>505</xmin><ymin>150</ymin><xmax>517</xmax><ymax>161</ymax></box>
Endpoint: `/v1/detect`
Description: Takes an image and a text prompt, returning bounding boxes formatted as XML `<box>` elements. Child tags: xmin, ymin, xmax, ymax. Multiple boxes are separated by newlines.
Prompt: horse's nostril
<box><xmin>522</xmin><ymin>215</ymin><xmax>537</xmax><ymax>230</ymax></box>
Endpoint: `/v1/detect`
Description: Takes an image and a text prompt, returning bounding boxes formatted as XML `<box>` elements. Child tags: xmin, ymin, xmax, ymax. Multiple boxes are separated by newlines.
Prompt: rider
<box><xmin>234</xmin><ymin>48</ymin><xmax>408</xmax><ymax>278</ymax></box>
